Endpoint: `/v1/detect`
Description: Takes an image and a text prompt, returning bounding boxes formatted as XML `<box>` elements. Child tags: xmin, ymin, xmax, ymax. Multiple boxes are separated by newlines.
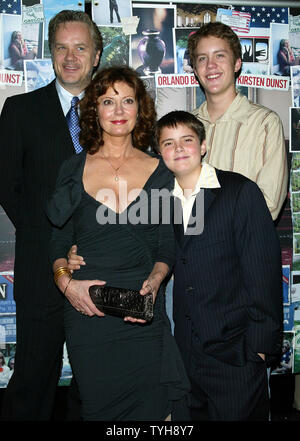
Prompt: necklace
<box><xmin>101</xmin><ymin>154</ymin><xmax>132</xmax><ymax>181</ymax></box>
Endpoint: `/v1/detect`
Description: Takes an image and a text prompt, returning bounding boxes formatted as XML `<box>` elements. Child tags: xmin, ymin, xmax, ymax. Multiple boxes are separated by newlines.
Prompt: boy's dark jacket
<box><xmin>172</xmin><ymin>168</ymin><xmax>283</xmax><ymax>369</ymax></box>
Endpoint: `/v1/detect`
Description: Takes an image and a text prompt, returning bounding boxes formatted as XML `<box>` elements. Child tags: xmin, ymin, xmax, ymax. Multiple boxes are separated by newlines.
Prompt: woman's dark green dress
<box><xmin>47</xmin><ymin>151</ymin><xmax>189</xmax><ymax>421</ymax></box>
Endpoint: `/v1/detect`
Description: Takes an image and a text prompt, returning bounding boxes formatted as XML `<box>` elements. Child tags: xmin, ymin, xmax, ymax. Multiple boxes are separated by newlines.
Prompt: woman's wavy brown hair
<box><xmin>79</xmin><ymin>66</ymin><xmax>156</xmax><ymax>154</ymax></box>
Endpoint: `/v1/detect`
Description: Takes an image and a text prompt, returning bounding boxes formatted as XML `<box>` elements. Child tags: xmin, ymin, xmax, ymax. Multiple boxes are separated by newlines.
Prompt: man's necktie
<box><xmin>66</xmin><ymin>96</ymin><xmax>83</xmax><ymax>154</ymax></box>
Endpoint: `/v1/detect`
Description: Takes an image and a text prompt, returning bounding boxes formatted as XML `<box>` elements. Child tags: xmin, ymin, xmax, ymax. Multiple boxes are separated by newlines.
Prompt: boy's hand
<box><xmin>67</xmin><ymin>244</ymin><xmax>86</xmax><ymax>273</ymax></box>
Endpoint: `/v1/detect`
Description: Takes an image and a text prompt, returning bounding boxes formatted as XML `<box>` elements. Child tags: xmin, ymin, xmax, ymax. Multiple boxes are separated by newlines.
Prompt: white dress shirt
<box><xmin>172</xmin><ymin>163</ymin><xmax>220</xmax><ymax>232</ymax></box>
<box><xmin>55</xmin><ymin>80</ymin><xmax>84</xmax><ymax>116</ymax></box>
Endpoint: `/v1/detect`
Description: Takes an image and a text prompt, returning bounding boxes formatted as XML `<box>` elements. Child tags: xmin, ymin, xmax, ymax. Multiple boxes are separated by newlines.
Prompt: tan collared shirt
<box><xmin>193</xmin><ymin>92</ymin><xmax>288</xmax><ymax>220</ymax></box>
<box><xmin>173</xmin><ymin>163</ymin><xmax>220</xmax><ymax>232</ymax></box>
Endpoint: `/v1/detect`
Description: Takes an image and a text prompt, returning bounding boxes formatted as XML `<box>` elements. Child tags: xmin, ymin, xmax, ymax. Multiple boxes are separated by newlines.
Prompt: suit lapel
<box><xmin>45</xmin><ymin>80</ymin><xmax>64</xmax><ymax>113</ymax></box>
<box><xmin>173</xmin><ymin>196</ymin><xmax>185</xmax><ymax>248</ymax></box>
<box><xmin>182</xmin><ymin>187</ymin><xmax>219</xmax><ymax>249</ymax></box>
<box><xmin>44</xmin><ymin>81</ymin><xmax>75</xmax><ymax>157</ymax></box>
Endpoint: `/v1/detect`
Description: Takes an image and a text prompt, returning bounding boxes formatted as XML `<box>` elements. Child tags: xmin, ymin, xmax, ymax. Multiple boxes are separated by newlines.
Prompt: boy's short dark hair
<box><xmin>188</xmin><ymin>21</ymin><xmax>242</xmax><ymax>74</ymax></box>
<box><xmin>155</xmin><ymin>111</ymin><xmax>206</xmax><ymax>151</ymax></box>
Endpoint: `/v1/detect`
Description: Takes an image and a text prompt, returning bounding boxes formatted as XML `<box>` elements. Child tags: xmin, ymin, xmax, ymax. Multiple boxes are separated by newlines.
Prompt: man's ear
<box><xmin>193</xmin><ymin>67</ymin><xmax>199</xmax><ymax>80</ymax></box>
<box><xmin>234</xmin><ymin>57</ymin><xmax>242</xmax><ymax>73</ymax></box>
<box><xmin>94</xmin><ymin>50</ymin><xmax>101</xmax><ymax>67</ymax></box>
<box><xmin>200</xmin><ymin>140</ymin><xmax>207</xmax><ymax>156</ymax></box>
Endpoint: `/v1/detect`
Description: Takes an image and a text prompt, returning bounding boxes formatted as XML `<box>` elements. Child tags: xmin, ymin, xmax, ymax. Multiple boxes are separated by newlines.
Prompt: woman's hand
<box><xmin>139</xmin><ymin>275</ymin><xmax>161</xmax><ymax>300</ymax></box>
<box><xmin>57</xmin><ymin>272</ymin><xmax>106</xmax><ymax>317</ymax></box>
<box><xmin>124</xmin><ymin>262</ymin><xmax>169</xmax><ymax>324</ymax></box>
<box><xmin>123</xmin><ymin>278</ymin><xmax>157</xmax><ymax>324</ymax></box>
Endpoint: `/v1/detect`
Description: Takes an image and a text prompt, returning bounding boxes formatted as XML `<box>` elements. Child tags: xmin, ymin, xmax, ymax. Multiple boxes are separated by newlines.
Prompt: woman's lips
<box><xmin>111</xmin><ymin>120</ymin><xmax>127</xmax><ymax>124</ymax></box>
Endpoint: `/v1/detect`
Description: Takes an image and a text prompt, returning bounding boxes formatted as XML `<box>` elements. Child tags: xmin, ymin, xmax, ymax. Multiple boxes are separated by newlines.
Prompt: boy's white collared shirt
<box><xmin>173</xmin><ymin>163</ymin><xmax>221</xmax><ymax>232</ymax></box>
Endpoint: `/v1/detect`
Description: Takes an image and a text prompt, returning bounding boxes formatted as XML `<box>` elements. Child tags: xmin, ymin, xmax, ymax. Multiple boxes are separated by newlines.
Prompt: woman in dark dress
<box><xmin>47</xmin><ymin>66</ymin><xmax>189</xmax><ymax>420</ymax></box>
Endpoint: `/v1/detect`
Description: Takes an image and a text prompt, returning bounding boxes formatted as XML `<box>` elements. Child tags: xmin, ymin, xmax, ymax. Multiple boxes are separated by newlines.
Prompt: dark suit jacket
<box><xmin>0</xmin><ymin>80</ymin><xmax>75</xmax><ymax>303</ymax></box>
<box><xmin>173</xmin><ymin>169</ymin><xmax>283</xmax><ymax>368</ymax></box>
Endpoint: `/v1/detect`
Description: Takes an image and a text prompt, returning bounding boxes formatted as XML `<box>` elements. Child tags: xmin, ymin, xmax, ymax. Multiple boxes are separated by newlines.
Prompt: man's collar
<box><xmin>196</xmin><ymin>92</ymin><xmax>251</xmax><ymax>124</ymax></box>
<box><xmin>173</xmin><ymin>163</ymin><xmax>220</xmax><ymax>200</ymax></box>
<box><xmin>55</xmin><ymin>80</ymin><xmax>85</xmax><ymax>115</ymax></box>
<box><xmin>55</xmin><ymin>79</ymin><xmax>84</xmax><ymax>99</ymax></box>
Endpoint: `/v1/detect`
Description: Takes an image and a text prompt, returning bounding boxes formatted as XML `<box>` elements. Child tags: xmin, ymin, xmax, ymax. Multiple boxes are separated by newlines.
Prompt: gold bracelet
<box><xmin>63</xmin><ymin>277</ymin><xmax>72</xmax><ymax>296</ymax></box>
<box><xmin>54</xmin><ymin>267</ymin><xmax>70</xmax><ymax>283</ymax></box>
<box><xmin>54</xmin><ymin>266</ymin><xmax>72</xmax><ymax>285</ymax></box>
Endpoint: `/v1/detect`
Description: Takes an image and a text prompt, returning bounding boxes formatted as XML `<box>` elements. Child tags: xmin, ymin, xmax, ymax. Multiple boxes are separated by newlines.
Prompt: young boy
<box><xmin>156</xmin><ymin>110</ymin><xmax>283</xmax><ymax>421</ymax></box>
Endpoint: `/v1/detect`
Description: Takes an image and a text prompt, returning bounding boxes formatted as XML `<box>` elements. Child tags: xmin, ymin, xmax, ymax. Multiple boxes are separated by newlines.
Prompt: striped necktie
<box><xmin>66</xmin><ymin>96</ymin><xmax>83</xmax><ymax>154</ymax></box>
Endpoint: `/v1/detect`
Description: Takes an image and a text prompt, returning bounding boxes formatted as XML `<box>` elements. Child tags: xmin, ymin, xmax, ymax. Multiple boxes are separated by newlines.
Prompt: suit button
<box><xmin>181</xmin><ymin>257</ymin><xmax>187</xmax><ymax>264</ymax></box>
<box><xmin>185</xmin><ymin>315</ymin><xmax>191</xmax><ymax>320</ymax></box>
<box><xmin>186</xmin><ymin>286</ymin><xmax>194</xmax><ymax>292</ymax></box>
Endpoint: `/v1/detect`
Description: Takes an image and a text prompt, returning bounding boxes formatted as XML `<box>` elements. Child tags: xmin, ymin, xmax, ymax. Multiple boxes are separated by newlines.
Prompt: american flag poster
<box><xmin>216</xmin><ymin>9</ymin><xmax>251</xmax><ymax>34</ymax></box>
<box><xmin>232</xmin><ymin>5</ymin><xmax>289</xmax><ymax>37</ymax></box>
<box><xmin>0</xmin><ymin>0</ymin><xmax>21</xmax><ymax>15</ymax></box>
<box><xmin>218</xmin><ymin>5</ymin><xmax>289</xmax><ymax>38</ymax></box>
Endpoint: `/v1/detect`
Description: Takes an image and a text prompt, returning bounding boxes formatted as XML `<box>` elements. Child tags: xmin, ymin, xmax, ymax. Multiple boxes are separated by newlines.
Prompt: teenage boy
<box><xmin>188</xmin><ymin>21</ymin><xmax>288</xmax><ymax>221</ymax></box>
<box><xmin>156</xmin><ymin>110</ymin><xmax>283</xmax><ymax>421</ymax></box>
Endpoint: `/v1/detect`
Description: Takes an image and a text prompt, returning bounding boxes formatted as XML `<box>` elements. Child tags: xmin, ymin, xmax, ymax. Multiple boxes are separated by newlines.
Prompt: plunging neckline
<box><xmin>81</xmin><ymin>153</ymin><xmax>162</xmax><ymax>215</ymax></box>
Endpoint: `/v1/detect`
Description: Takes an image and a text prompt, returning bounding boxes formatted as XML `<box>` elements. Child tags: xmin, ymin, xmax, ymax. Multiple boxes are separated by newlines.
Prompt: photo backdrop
<box><xmin>0</xmin><ymin>0</ymin><xmax>300</xmax><ymax>386</ymax></box>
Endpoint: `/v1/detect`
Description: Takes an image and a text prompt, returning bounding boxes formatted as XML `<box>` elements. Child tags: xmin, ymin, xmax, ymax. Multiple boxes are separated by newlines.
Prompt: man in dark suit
<box><xmin>156</xmin><ymin>111</ymin><xmax>283</xmax><ymax>421</ymax></box>
<box><xmin>0</xmin><ymin>10</ymin><xmax>102</xmax><ymax>420</ymax></box>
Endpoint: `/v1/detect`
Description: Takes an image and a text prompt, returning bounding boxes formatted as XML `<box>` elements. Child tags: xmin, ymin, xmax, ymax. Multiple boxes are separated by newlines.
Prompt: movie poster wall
<box><xmin>0</xmin><ymin>1</ymin><xmax>300</xmax><ymax>387</ymax></box>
